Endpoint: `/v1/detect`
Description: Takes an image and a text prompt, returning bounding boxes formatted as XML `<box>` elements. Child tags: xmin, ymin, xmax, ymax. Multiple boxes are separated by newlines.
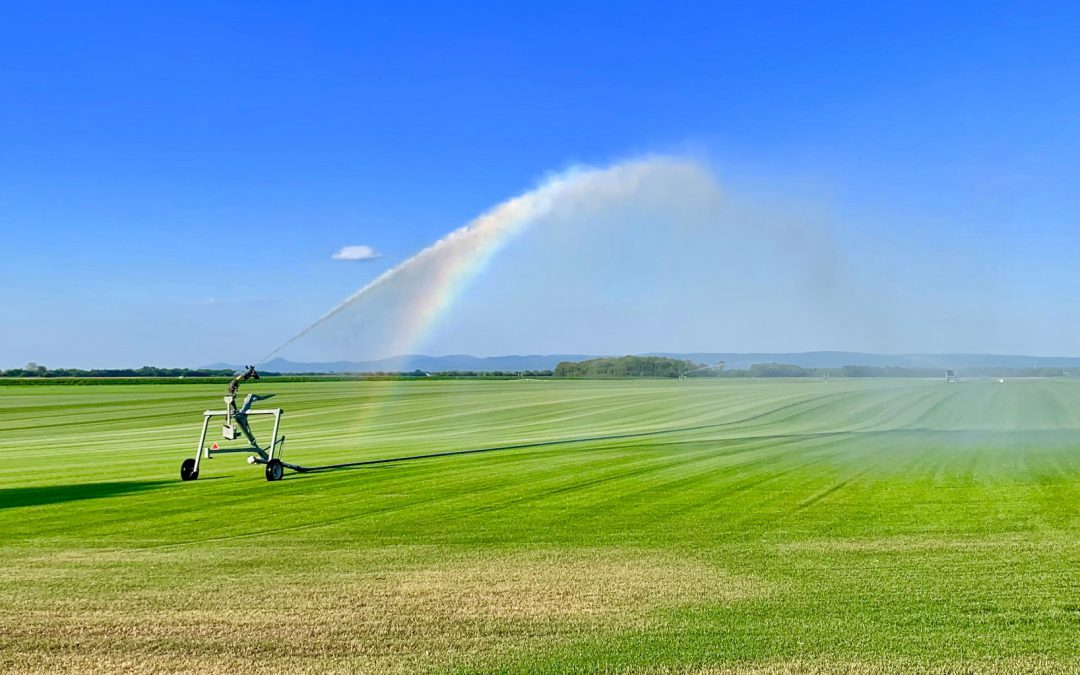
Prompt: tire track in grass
<box><xmin>564</xmin><ymin>434</ymin><xmax>869</xmax><ymax>530</ymax></box>
<box><xmin>796</xmin><ymin>477</ymin><xmax>858</xmax><ymax>511</ymax></box>
<box><xmin>457</xmin><ymin>440</ymin><xmax>770</xmax><ymax>514</ymax></box>
<box><xmin>429</xmin><ymin>425</ymin><xmax>894</xmax><ymax>537</ymax></box>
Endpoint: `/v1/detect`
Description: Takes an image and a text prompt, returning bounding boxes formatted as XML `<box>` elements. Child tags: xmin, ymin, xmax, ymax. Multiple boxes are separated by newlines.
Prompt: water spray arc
<box><xmin>679</xmin><ymin>362</ymin><xmax>725</xmax><ymax>379</ymax></box>
<box><xmin>257</xmin><ymin>156</ymin><xmax>715</xmax><ymax>366</ymax></box>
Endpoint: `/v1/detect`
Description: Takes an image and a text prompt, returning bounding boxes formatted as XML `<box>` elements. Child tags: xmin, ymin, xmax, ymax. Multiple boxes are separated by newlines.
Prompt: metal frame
<box><xmin>192</xmin><ymin>407</ymin><xmax>285</xmax><ymax>475</ymax></box>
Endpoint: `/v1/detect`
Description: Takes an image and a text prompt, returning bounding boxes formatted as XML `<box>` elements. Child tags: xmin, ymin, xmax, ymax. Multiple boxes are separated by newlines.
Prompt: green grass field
<box><xmin>2</xmin><ymin>378</ymin><xmax>1079</xmax><ymax>673</ymax></box>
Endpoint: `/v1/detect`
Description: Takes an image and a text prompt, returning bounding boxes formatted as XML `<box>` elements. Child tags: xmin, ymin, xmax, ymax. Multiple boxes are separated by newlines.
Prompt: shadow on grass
<box><xmin>0</xmin><ymin>480</ymin><xmax>173</xmax><ymax>510</ymax></box>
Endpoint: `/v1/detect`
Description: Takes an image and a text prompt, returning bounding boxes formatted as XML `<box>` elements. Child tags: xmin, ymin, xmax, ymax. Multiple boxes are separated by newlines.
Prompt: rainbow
<box><xmin>260</xmin><ymin>156</ymin><xmax>710</xmax><ymax>364</ymax></box>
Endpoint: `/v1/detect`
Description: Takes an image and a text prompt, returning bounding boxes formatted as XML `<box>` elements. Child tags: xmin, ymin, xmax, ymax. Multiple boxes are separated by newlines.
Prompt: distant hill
<box><xmin>204</xmin><ymin>352</ymin><xmax>1080</xmax><ymax>374</ymax></box>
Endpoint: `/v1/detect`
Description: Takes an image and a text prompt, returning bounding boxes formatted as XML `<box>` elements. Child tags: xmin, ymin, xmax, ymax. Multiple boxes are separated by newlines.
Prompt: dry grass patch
<box><xmin>0</xmin><ymin>546</ymin><xmax>764</xmax><ymax>674</ymax></box>
<box><xmin>389</xmin><ymin>547</ymin><xmax>758</xmax><ymax>621</ymax></box>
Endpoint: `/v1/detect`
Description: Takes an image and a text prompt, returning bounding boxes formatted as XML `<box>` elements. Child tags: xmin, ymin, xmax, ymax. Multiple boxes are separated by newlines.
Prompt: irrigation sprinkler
<box><xmin>179</xmin><ymin>366</ymin><xmax>290</xmax><ymax>482</ymax></box>
<box><xmin>178</xmin><ymin>365</ymin><xmax>389</xmax><ymax>482</ymax></box>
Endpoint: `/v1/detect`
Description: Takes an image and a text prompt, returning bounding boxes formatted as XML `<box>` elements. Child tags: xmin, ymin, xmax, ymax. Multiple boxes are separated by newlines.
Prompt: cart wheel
<box><xmin>180</xmin><ymin>458</ymin><xmax>199</xmax><ymax>481</ymax></box>
<box><xmin>265</xmin><ymin>459</ymin><xmax>284</xmax><ymax>482</ymax></box>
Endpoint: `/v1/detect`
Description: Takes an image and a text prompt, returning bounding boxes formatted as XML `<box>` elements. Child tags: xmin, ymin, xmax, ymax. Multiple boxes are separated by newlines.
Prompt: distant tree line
<box><xmin>359</xmin><ymin>370</ymin><xmax>553</xmax><ymax>378</ymax></box>
<box><xmin>6</xmin><ymin>360</ymin><xmax>1079</xmax><ymax>382</ymax></box>
<box><xmin>669</xmin><ymin>362</ymin><xmax>922</xmax><ymax>378</ymax></box>
<box><xmin>554</xmin><ymin>356</ymin><xmax>710</xmax><ymax>378</ymax></box>
<box><xmin>417</xmin><ymin>370</ymin><xmax>553</xmax><ymax>378</ymax></box>
<box><xmin>719</xmin><ymin>363</ymin><xmax>948</xmax><ymax>378</ymax></box>
<box><xmin>0</xmin><ymin>364</ymin><xmax>245</xmax><ymax>378</ymax></box>
<box><xmin>0</xmin><ymin>364</ymin><xmax>555</xmax><ymax>381</ymax></box>
<box><xmin>727</xmin><ymin>364</ymin><xmax>1080</xmax><ymax>378</ymax></box>
<box><xmin>552</xmin><ymin>357</ymin><xmax>1080</xmax><ymax>379</ymax></box>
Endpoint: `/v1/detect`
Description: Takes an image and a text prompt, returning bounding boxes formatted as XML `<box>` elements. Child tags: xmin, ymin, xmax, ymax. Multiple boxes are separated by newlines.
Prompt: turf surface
<box><xmin>1</xmin><ymin>378</ymin><xmax>1078</xmax><ymax>672</ymax></box>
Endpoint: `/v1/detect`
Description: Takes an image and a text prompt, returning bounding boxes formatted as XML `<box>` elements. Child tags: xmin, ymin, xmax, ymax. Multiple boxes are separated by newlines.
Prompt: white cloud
<box><xmin>332</xmin><ymin>245</ymin><xmax>381</xmax><ymax>261</ymax></box>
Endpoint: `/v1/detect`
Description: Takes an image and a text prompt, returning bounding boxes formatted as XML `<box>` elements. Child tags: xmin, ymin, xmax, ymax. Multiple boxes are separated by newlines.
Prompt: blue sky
<box><xmin>2</xmin><ymin>1</ymin><xmax>1079</xmax><ymax>367</ymax></box>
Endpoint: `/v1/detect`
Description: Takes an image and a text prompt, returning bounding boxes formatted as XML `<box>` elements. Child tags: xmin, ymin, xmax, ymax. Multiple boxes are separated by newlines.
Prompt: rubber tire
<box><xmin>265</xmin><ymin>458</ymin><xmax>284</xmax><ymax>482</ymax></box>
<box><xmin>180</xmin><ymin>458</ymin><xmax>199</xmax><ymax>481</ymax></box>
